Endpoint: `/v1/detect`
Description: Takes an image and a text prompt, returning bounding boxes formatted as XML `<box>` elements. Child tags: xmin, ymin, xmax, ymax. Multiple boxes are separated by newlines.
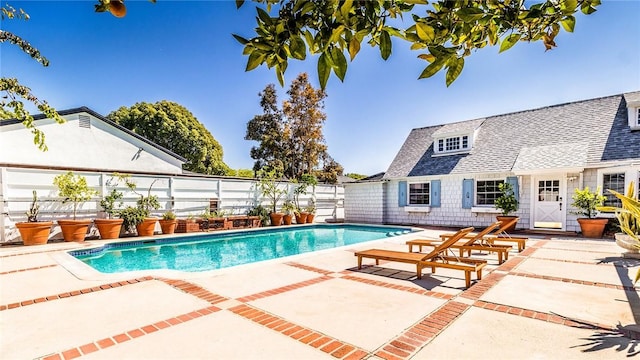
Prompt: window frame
<box><xmin>407</xmin><ymin>181</ymin><xmax>431</xmax><ymax>206</ymax></box>
<box><xmin>434</xmin><ymin>134</ymin><xmax>471</xmax><ymax>154</ymax></box>
<box><xmin>475</xmin><ymin>179</ymin><xmax>505</xmax><ymax>206</ymax></box>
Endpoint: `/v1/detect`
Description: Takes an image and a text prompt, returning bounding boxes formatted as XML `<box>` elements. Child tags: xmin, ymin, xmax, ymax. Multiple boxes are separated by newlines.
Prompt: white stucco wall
<box><xmin>0</xmin><ymin>112</ymin><xmax>183</xmax><ymax>174</ymax></box>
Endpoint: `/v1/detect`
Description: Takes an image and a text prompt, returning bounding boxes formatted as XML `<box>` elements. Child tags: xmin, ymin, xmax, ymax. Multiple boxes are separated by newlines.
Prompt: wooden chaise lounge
<box><xmin>354</xmin><ymin>227</ymin><xmax>487</xmax><ymax>288</ymax></box>
<box><xmin>406</xmin><ymin>222</ymin><xmax>512</xmax><ymax>264</ymax></box>
<box><xmin>481</xmin><ymin>218</ymin><xmax>527</xmax><ymax>252</ymax></box>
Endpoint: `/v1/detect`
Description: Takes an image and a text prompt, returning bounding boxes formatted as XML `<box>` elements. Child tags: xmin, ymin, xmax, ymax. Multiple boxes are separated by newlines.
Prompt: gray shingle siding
<box><xmin>384</xmin><ymin>92</ymin><xmax>640</xmax><ymax>179</ymax></box>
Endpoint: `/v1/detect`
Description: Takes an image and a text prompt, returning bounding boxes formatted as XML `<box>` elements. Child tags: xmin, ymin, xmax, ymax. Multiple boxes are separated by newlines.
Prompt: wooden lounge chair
<box><xmin>481</xmin><ymin>218</ymin><xmax>527</xmax><ymax>252</ymax></box>
<box><xmin>406</xmin><ymin>222</ymin><xmax>512</xmax><ymax>264</ymax></box>
<box><xmin>354</xmin><ymin>227</ymin><xmax>487</xmax><ymax>288</ymax></box>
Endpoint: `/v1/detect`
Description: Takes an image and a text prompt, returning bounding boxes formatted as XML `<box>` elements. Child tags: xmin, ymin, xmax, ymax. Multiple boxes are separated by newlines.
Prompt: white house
<box><xmin>345</xmin><ymin>91</ymin><xmax>640</xmax><ymax>233</ymax></box>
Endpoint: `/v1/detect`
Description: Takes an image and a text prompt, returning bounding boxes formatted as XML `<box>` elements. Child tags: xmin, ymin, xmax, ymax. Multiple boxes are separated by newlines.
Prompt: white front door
<box><xmin>533</xmin><ymin>177</ymin><xmax>564</xmax><ymax>229</ymax></box>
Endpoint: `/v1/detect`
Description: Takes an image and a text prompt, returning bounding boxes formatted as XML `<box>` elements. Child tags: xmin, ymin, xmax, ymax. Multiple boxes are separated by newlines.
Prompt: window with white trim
<box><xmin>603</xmin><ymin>173</ymin><xmax>625</xmax><ymax>207</ymax></box>
<box><xmin>435</xmin><ymin>135</ymin><xmax>470</xmax><ymax>153</ymax></box>
<box><xmin>409</xmin><ymin>182</ymin><xmax>430</xmax><ymax>205</ymax></box>
<box><xmin>476</xmin><ymin>179</ymin><xmax>504</xmax><ymax>205</ymax></box>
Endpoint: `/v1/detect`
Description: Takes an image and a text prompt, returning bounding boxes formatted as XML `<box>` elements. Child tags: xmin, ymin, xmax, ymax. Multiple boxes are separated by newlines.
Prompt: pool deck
<box><xmin>1</xmin><ymin>228</ymin><xmax>639</xmax><ymax>359</ymax></box>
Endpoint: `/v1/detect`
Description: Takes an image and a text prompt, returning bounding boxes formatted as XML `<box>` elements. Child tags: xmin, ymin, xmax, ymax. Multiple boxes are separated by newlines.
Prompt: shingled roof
<box><xmin>385</xmin><ymin>91</ymin><xmax>640</xmax><ymax>179</ymax></box>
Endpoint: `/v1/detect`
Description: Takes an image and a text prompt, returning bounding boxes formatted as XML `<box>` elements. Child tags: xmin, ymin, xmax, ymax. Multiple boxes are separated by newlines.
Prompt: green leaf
<box><xmin>245</xmin><ymin>51</ymin><xmax>265</xmax><ymax>71</ymax></box>
<box><xmin>560</xmin><ymin>15</ymin><xmax>575</xmax><ymax>32</ymax></box>
<box><xmin>456</xmin><ymin>7</ymin><xmax>485</xmax><ymax>22</ymax></box>
<box><xmin>499</xmin><ymin>33</ymin><xmax>521</xmax><ymax>53</ymax></box>
<box><xmin>635</xmin><ymin>269</ymin><xmax>640</xmax><ymax>284</ymax></box>
<box><xmin>340</xmin><ymin>0</ymin><xmax>353</xmax><ymax>21</ymax></box>
<box><xmin>235</xmin><ymin>0</ymin><xmax>245</xmax><ymax>9</ymax></box>
<box><xmin>256</xmin><ymin>7</ymin><xmax>272</xmax><ymax>25</ymax></box>
<box><xmin>329</xmin><ymin>47</ymin><xmax>347</xmax><ymax>81</ymax></box>
<box><xmin>232</xmin><ymin>34</ymin><xmax>249</xmax><ymax>45</ymax></box>
<box><xmin>379</xmin><ymin>30</ymin><xmax>392</xmax><ymax>60</ymax></box>
<box><xmin>415</xmin><ymin>23</ymin><xmax>435</xmax><ymax>42</ymax></box>
<box><xmin>561</xmin><ymin>0</ymin><xmax>578</xmax><ymax>14</ymax></box>
<box><xmin>445</xmin><ymin>57</ymin><xmax>464</xmax><ymax>87</ymax></box>
<box><xmin>317</xmin><ymin>53</ymin><xmax>331</xmax><ymax>89</ymax></box>
<box><xmin>417</xmin><ymin>53</ymin><xmax>435</xmax><ymax>63</ymax></box>
<box><xmin>289</xmin><ymin>36</ymin><xmax>306</xmax><ymax>60</ymax></box>
<box><xmin>418</xmin><ymin>58</ymin><xmax>445</xmax><ymax>79</ymax></box>
<box><xmin>348</xmin><ymin>36</ymin><xmax>361</xmax><ymax>61</ymax></box>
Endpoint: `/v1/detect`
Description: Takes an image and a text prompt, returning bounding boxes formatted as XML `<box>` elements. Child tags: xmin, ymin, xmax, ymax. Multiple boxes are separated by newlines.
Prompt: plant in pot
<box><xmin>159</xmin><ymin>210</ymin><xmax>177</xmax><ymax>234</ymax></box>
<box><xmin>15</xmin><ymin>190</ymin><xmax>53</xmax><ymax>245</ymax></box>
<box><xmin>256</xmin><ymin>167</ymin><xmax>286</xmax><ymax>226</ymax></box>
<box><xmin>598</xmin><ymin>182</ymin><xmax>640</xmax><ymax>262</ymax></box>
<box><xmin>494</xmin><ymin>182</ymin><xmax>519</xmax><ymax>232</ymax></box>
<box><xmin>292</xmin><ymin>174</ymin><xmax>318</xmax><ymax>224</ymax></box>
<box><xmin>95</xmin><ymin>173</ymin><xmax>133</xmax><ymax>239</ymax></box>
<box><xmin>53</xmin><ymin>171</ymin><xmax>97</xmax><ymax>242</ymax></box>
<box><xmin>305</xmin><ymin>201</ymin><xmax>316</xmax><ymax>224</ymax></box>
<box><xmin>117</xmin><ymin>179</ymin><xmax>160</xmax><ymax>237</ymax></box>
<box><xmin>281</xmin><ymin>200</ymin><xmax>295</xmax><ymax>225</ymax></box>
<box><xmin>570</xmin><ymin>186</ymin><xmax>608</xmax><ymax>238</ymax></box>
<box><xmin>246</xmin><ymin>204</ymin><xmax>269</xmax><ymax>227</ymax></box>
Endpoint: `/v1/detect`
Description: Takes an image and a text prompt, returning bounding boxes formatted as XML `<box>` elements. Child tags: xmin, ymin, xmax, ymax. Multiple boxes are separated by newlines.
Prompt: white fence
<box><xmin>0</xmin><ymin>167</ymin><xmax>345</xmax><ymax>243</ymax></box>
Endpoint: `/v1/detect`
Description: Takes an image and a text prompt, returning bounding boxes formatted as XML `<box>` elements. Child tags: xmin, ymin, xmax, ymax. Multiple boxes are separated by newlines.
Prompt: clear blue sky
<box><xmin>3</xmin><ymin>0</ymin><xmax>639</xmax><ymax>175</ymax></box>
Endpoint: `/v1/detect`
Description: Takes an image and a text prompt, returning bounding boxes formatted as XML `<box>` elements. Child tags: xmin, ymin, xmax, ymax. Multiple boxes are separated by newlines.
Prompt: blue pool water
<box><xmin>70</xmin><ymin>224</ymin><xmax>414</xmax><ymax>273</ymax></box>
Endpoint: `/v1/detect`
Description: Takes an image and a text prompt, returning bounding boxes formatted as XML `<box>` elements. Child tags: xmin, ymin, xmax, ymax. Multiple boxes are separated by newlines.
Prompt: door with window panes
<box><xmin>533</xmin><ymin>177</ymin><xmax>564</xmax><ymax>229</ymax></box>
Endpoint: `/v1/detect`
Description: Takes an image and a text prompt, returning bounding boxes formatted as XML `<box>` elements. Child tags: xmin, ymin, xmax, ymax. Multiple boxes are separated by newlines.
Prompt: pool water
<box><xmin>71</xmin><ymin>224</ymin><xmax>414</xmax><ymax>273</ymax></box>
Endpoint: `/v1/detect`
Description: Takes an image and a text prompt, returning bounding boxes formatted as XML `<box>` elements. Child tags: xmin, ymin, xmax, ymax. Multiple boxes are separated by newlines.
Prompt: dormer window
<box><xmin>436</xmin><ymin>135</ymin><xmax>471</xmax><ymax>154</ymax></box>
<box><xmin>628</xmin><ymin>106</ymin><xmax>640</xmax><ymax>130</ymax></box>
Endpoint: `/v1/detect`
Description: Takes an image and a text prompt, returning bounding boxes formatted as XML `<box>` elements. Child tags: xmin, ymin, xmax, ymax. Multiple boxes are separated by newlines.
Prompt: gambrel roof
<box><xmin>385</xmin><ymin>91</ymin><xmax>640</xmax><ymax>178</ymax></box>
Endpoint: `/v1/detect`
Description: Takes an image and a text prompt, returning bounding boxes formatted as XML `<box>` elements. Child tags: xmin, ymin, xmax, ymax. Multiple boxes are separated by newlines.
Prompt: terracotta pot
<box><xmin>269</xmin><ymin>212</ymin><xmax>283</xmax><ymax>226</ymax></box>
<box><xmin>58</xmin><ymin>219</ymin><xmax>92</xmax><ymax>242</ymax></box>
<box><xmin>496</xmin><ymin>216</ymin><xmax>519</xmax><ymax>232</ymax></box>
<box><xmin>94</xmin><ymin>218</ymin><xmax>124</xmax><ymax>240</ymax></box>
<box><xmin>577</xmin><ymin>218</ymin><xmax>609</xmax><ymax>238</ymax></box>
<box><xmin>136</xmin><ymin>217</ymin><xmax>158</xmax><ymax>237</ymax></box>
<box><xmin>159</xmin><ymin>219</ymin><xmax>177</xmax><ymax>234</ymax></box>
<box><xmin>16</xmin><ymin>221</ymin><xmax>52</xmax><ymax>245</ymax></box>
<box><xmin>295</xmin><ymin>212</ymin><xmax>308</xmax><ymax>224</ymax></box>
<box><xmin>306</xmin><ymin>213</ymin><xmax>315</xmax><ymax>224</ymax></box>
<box><xmin>283</xmin><ymin>214</ymin><xmax>293</xmax><ymax>225</ymax></box>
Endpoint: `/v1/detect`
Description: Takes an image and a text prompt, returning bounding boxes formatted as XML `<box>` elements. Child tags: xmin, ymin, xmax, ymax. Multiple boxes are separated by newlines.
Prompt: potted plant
<box><xmin>53</xmin><ymin>171</ymin><xmax>97</xmax><ymax>242</ymax></box>
<box><xmin>305</xmin><ymin>202</ymin><xmax>316</xmax><ymax>224</ymax></box>
<box><xmin>94</xmin><ymin>173</ymin><xmax>132</xmax><ymax>239</ymax></box>
<box><xmin>247</xmin><ymin>204</ymin><xmax>269</xmax><ymax>227</ymax></box>
<box><xmin>571</xmin><ymin>186</ymin><xmax>608</xmax><ymax>238</ymax></box>
<box><xmin>256</xmin><ymin>167</ymin><xmax>286</xmax><ymax>226</ymax></box>
<box><xmin>494</xmin><ymin>182</ymin><xmax>519</xmax><ymax>232</ymax></box>
<box><xmin>117</xmin><ymin>178</ymin><xmax>160</xmax><ymax>237</ymax></box>
<box><xmin>159</xmin><ymin>210</ymin><xmax>177</xmax><ymax>234</ymax></box>
<box><xmin>599</xmin><ymin>181</ymin><xmax>640</xmax><ymax>258</ymax></box>
<box><xmin>292</xmin><ymin>174</ymin><xmax>317</xmax><ymax>224</ymax></box>
<box><xmin>281</xmin><ymin>200</ymin><xmax>295</xmax><ymax>225</ymax></box>
<box><xmin>15</xmin><ymin>190</ymin><xmax>53</xmax><ymax>245</ymax></box>
<box><xmin>134</xmin><ymin>179</ymin><xmax>160</xmax><ymax>236</ymax></box>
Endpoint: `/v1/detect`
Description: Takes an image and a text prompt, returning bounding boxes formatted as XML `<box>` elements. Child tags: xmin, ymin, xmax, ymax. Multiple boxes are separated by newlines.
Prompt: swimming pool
<box><xmin>70</xmin><ymin>224</ymin><xmax>415</xmax><ymax>273</ymax></box>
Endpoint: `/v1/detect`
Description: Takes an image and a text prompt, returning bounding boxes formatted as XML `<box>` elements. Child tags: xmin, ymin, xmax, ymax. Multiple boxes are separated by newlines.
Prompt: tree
<box><xmin>245</xmin><ymin>84</ymin><xmax>288</xmax><ymax>173</ymax></box>
<box><xmin>282</xmin><ymin>73</ymin><xmax>328</xmax><ymax>179</ymax></box>
<box><xmin>107</xmin><ymin>101</ymin><xmax>231</xmax><ymax>175</ymax></box>
<box><xmin>315</xmin><ymin>154</ymin><xmax>344</xmax><ymax>184</ymax></box>
<box><xmin>345</xmin><ymin>173</ymin><xmax>367</xmax><ymax>181</ymax></box>
<box><xmin>231</xmin><ymin>0</ymin><xmax>600</xmax><ymax>88</ymax></box>
<box><xmin>0</xmin><ymin>4</ymin><xmax>65</xmax><ymax>151</ymax></box>
<box><xmin>246</xmin><ymin>73</ymin><xmax>341</xmax><ymax>182</ymax></box>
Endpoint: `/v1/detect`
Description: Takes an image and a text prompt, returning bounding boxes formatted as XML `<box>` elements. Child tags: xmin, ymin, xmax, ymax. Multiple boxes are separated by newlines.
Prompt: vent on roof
<box><xmin>78</xmin><ymin>115</ymin><xmax>91</xmax><ymax>129</ymax></box>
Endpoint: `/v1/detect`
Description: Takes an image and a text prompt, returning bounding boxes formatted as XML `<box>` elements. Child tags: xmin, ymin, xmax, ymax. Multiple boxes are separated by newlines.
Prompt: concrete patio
<box><xmin>1</xmin><ymin>228</ymin><xmax>638</xmax><ymax>359</ymax></box>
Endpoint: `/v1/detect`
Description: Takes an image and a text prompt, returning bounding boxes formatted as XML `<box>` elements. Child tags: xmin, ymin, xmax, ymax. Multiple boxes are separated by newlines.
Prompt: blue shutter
<box><xmin>462</xmin><ymin>179</ymin><xmax>474</xmax><ymax>209</ymax></box>
<box><xmin>398</xmin><ymin>181</ymin><xmax>407</xmax><ymax>207</ymax></box>
<box><xmin>430</xmin><ymin>180</ymin><xmax>441</xmax><ymax>207</ymax></box>
<box><xmin>506</xmin><ymin>176</ymin><xmax>519</xmax><ymax>203</ymax></box>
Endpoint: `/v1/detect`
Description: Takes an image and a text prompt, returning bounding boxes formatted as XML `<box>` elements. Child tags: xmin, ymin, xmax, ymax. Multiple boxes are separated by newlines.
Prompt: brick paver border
<box><xmin>0</xmin><ymin>263</ymin><xmax>58</xmax><ymax>275</ymax></box>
